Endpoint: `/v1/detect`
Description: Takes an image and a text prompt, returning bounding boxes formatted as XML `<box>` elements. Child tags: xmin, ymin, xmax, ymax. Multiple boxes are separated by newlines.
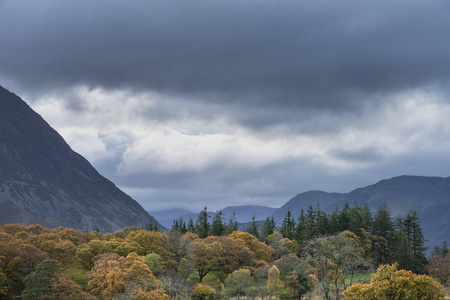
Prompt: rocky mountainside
<box><xmin>0</xmin><ymin>85</ymin><xmax>155</xmax><ymax>232</ymax></box>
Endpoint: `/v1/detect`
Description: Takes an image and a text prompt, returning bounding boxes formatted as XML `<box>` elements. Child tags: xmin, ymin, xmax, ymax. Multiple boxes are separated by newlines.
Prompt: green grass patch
<box><xmin>65</xmin><ymin>266</ymin><xmax>89</xmax><ymax>289</ymax></box>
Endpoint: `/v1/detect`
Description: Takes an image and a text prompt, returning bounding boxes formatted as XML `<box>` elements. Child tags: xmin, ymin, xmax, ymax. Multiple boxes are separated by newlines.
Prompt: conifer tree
<box><xmin>261</xmin><ymin>216</ymin><xmax>276</xmax><ymax>241</ymax></box>
<box><xmin>303</xmin><ymin>205</ymin><xmax>318</xmax><ymax>240</ymax></box>
<box><xmin>226</xmin><ymin>211</ymin><xmax>238</xmax><ymax>234</ymax></box>
<box><xmin>146</xmin><ymin>219</ymin><xmax>159</xmax><ymax>232</ymax></box>
<box><xmin>187</xmin><ymin>217</ymin><xmax>196</xmax><ymax>233</ymax></box>
<box><xmin>338</xmin><ymin>202</ymin><xmax>351</xmax><ymax>232</ymax></box>
<box><xmin>280</xmin><ymin>210</ymin><xmax>296</xmax><ymax>240</ymax></box>
<box><xmin>172</xmin><ymin>217</ymin><xmax>187</xmax><ymax>234</ymax></box>
<box><xmin>402</xmin><ymin>208</ymin><xmax>428</xmax><ymax>273</ymax></box>
<box><xmin>247</xmin><ymin>214</ymin><xmax>259</xmax><ymax>238</ymax></box>
<box><xmin>195</xmin><ymin>206</ymin><xmax>210</xmax><ymax>238</ymax></box>
<box><xmin>211</xmin><ymin>210</ymin><xmax>225</xmax><ymax>236</ymax></box>
<box><xmin>372</xmin><ymin>202</ymin><xmax>393</xmax><ymax>241</ymax></box>
<box><xmin>316</xmin><ymin>204</ymin><xmax>329</xmax><ymax>235</ymax></box>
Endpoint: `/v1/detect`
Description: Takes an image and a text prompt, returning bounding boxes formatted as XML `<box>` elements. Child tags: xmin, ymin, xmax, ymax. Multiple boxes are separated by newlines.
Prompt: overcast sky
<box><xmin>1</xmin><ymin>0</ymin><xmax>450</xmax><ymax>213</ymax></box>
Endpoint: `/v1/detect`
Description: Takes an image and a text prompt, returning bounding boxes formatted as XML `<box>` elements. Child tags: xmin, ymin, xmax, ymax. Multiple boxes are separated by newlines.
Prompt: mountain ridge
<box><xmin>0</xmin><ymin>85</ymin><xmax>156</xmax><ymax>232</ymax></box>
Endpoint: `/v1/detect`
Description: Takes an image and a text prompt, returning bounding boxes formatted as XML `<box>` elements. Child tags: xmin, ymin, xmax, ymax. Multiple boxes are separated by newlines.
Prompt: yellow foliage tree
<box><xmin>192</xmin><ymin>283</ymin><xmax>215</xmax><ymax>300</ymax></box>
<box><xmin>267</xmin><ymin>265</ymin><xmax>284</xmax><ymax>299</ymax></box>
<box><xmin>343</xmin><ymin>264</ymin><xmax>446</xmax><ymax>300</ymax></box>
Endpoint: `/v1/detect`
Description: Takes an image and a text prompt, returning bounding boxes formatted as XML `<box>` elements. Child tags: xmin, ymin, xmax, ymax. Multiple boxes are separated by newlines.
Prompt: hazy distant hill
<box><xmin>272</xmin><ymin>175</ymin><xmax>450</xmax><ymax>248</ymax></box>
<box><xmin>152</xmin><ymin>205</ymin><xmax>276</xmax><ymax>229</ymax></box>
<box><xmin>0</xmin><ymin>85</ymin><xmax>156</xmax><ymax>232</ymax></box>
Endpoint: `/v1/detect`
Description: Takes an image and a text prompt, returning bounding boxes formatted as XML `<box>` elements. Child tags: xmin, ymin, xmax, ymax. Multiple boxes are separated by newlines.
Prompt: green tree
<box><xmin>146</xmin><ymin>219</ymin><xmax>160</xmax><ymax>232</ymax></box>
<box><xmin>246</xmin><ymin>214</ymin><xmax>259</xmax><ymax>238</ymax></box>
<box><xmin>196</xmin><ymin>207</ymin><xmax>210</xmax><ymax>238</ymax></box>
<box><xmin>172</xmin><ymin>217</ymin><xmax>187</xmax><ymax>234</ymax></box>
<box><xmin>402</xmin><ymin>209</ymin><xmax>428</xmax><ymax>273</ymax></box>
<box><xmin>372</xmin><ymin>202</ymin><xmax>393</xmax><ymax>241</ymax></box>
<box><xmin>143</xmin><ymin>253</ymin><xmax>164</xmax><ymax>276</ymax></box>
<box><xmin>225</xmin><ymin>211</ymin><xmax>238</xmax><ymax>235</ymax></box>
<box><xmin>280</xmin><ymin>210</ymin><xmax>296</xmax><ymax>240</ymax></box>
<box><xmin>21</xmin><ymin>259</ymin><xmax>60</xmax><ymax>300</ymax></box>
<box><xmin>211</xmin><ymin>210</ymin><xmax>226</xmax><ymax>236</ymax></box>
<box><xmin>225</xmin><ymin>269</ymin><xmax>253</xmax><ymax>300</ymax></box>
<box><xmin>303</xmin><ymin>232</ymin><xmax>370</xmax><ymax>300</ymax></box>
<box><xmin>261</xmin><ymin>216</ymin><xmax>276</xmax><ymax>241</ymax></box>
<box><xmin>338</xmin><ymin>202</ymin><xmax>351</xmax><ymax>232</ymax></box>
<box><xmin>187</xmin><ymin>217</ymin><xmax>196</xmax><ymax>233</ymax></box>
<box><xmin>431</xmin><ymin>241</ymin><xmax>449</xmax><ymax>257</ymax></box>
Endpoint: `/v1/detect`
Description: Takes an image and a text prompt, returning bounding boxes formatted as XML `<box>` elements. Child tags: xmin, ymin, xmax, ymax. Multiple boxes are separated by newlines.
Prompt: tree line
<box><xmin>0</xmin><ymin>201</ymin><xmax>447</xmax><ymax>299</ymax></box>
<box><xmin>173</xmin><ymin>202</ymin><xmax>428</xmax><ymax>274</ymax></box>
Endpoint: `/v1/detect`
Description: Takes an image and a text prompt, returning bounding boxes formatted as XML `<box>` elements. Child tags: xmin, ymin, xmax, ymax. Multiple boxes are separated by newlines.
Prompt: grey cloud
<box><xmin>2</xmin><ymin>0</ymin><xmax>450</xmax><ymax>117</ymax></box>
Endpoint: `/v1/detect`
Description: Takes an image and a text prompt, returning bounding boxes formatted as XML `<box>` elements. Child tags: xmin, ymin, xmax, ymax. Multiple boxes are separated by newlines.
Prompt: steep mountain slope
<box><xmin>0</xmin><ymin>85</ymin><xmax>155</xmax><ymax>232</ymax></box>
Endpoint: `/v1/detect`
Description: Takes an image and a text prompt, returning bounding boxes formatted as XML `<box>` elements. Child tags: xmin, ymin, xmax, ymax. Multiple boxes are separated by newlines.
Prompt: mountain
<box><xmin>272</xmin><ymin>190</ymin><xmax>345</xmax><ymax>222</ymax></box>
<box><xmin>272</xmin><ymin>175</ymin><xmax>450</xmax><ymax>249</ymax></box>
<box><xmin>222</xmin><ymin>205</ymin><xmax>277</xmax><ymax>223</ymax></box>
<box><xmin>0</xmin><ymin>85</ymin><xmax>156</xmax><ymax>232</ymax></box>
<box><xmin>152</xmin><ymin>205</ymin><xmax>276</xmax><ymax>229</ymax></box>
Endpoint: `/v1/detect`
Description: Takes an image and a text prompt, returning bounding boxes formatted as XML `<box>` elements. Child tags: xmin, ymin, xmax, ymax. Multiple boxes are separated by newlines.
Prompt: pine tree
<box><xmin>280</xmin><ymin>210</ymin><xmax>296</xmax><ymax>240</ymax></box>
<box><xmin>211</xmin><ymin>210</ymin><xmax>225</xmax><ymax>236</ymax></box>
<box><xmin>349</xmin><ymin>202</ymin><xmax>364</xmax><ymax>236</ymax></box>
<box><xmin>372</xmin><ymin>202</ymin><xmax>393</xmax><ymax>241</ymax></box>
<box><xmin>338</xmin><ymin>202</ymin><xmax>351</xmax><ymax>232</ymax></box>
<box><xmin>247</xmin><ymin>214</ymin><xmax>259</xmax><ymax>238</ymax></box>
<box><xmin>146</xmin><ymin>219</ymin><xmax>159</xmax><ymax>232</ymax></box>
<box><xmin>316</xmin><ymin>204</ymin><xmax>329</xmax><ymax>235</ymax></box>
<box><xmin>361</xmin><ymin>203</ymin><xmax>373</xmax><ymax>233</ymax></box>
<box><xmin>403</xmin><ymin>208</ymin><xmax>428</xmax><ymax>273</ymax></box>
<box><xmin>187</xmin><ymin>217</ymin><xmax>196</xmax><ymax>233</ymax></box>
<box><xmin>195</xmin><ymin>206</ymin><xmax>210</xmax><ymax>238</ymax></box>
<box><xmin>226</xmin><ymin>211</ymin><xmax>238</xmax><ymax>234</ymax></box>
<box><xmin>303</xmin><ymin>205</ymin><xmax>318</xmax><ymax>240</ymax></box>
<box><xmin>261</xmin><ymin>216</ymin><xmax>275</xmax><ymax>241</ymax></box>
<box><xmin>172</xmin><ymin>217</ymin><xmax>187</xmax><ymax>233</ymax></box>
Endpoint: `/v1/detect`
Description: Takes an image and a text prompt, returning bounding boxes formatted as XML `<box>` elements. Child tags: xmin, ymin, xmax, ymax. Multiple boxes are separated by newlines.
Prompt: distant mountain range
<box><xmin>155</xmin><ymin>175</ymin><xmax>450</xmax><ymax>250</ymax></box>
<box><xmin>0</xmin><ymin>85</ymin><xmax>156</xmax><ymax>232</ymax></box>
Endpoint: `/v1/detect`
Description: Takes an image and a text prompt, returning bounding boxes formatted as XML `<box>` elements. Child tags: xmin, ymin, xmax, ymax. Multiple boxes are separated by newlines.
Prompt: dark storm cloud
<box><xmin>1</xmin><ymin>0</ymin><xmax>450</xmax><ymax>121</ymax></box>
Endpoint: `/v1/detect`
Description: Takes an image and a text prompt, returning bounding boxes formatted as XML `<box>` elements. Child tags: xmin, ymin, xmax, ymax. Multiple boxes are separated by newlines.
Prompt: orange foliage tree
<box><xmin>229</xmin><ymin>231</ymin><xmax>275</xmax><ymax>262</ymax></box>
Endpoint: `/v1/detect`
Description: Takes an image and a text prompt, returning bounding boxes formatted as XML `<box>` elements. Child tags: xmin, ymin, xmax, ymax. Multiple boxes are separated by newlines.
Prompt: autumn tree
<box><xmin>42</xmin><ymin>272</ymin><xmax>96</xmax><ymax>300</ymax></box>
<box><xmin>87</xmin><ymin>253</ymin><xmax>129</xmax><ymax>298</ymax></box>
<box><xmin>225</xmin><ymin>268</ymin><xmax>253</xmax><ymax>300</ymax></box>
<box><xmin>76</xmin><ymin>239</ymin><xmax>107</xmax><ymax>269</ymax></box>
<box><xmin>229</xmin><ymin>231</ymin><xmax>275</xmax><ymax>263</ymax></box>
<box><xmin>303</xmin><ymin>232</ymin><xmax>370</xmax><ymax>300</ymax></box>
<box><xmin>267</xmin><ymin>265</ymin><xmax>284</xmax><ymax>299</ymax></box>
<box><xmin>427</xmin><ymin>255</ymin><xmax>450</xmax><ymax>286</ymax></box>
<box><xmin>343</xmin><ymin>264</ymin><xmax>445</xmax><ymax>300</ymax></box>
<box><xmin>192</xmin><ymin>283</ymin><xmax>215</xmax><ymax>300</ymax></box>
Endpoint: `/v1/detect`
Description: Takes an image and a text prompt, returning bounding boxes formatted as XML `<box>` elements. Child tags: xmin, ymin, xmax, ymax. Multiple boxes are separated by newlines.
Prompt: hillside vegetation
<box><xmin>1</xmin><ymin>202</ymin><xmax>448</xmax><ymax>299</ymax></box>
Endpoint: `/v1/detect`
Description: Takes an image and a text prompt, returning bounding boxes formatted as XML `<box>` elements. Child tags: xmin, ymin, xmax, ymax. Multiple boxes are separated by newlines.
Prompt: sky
<box><xmin>1</xmin><ymin>0</ymin><xmax>450</xmax><ymax>213</ymax></box>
